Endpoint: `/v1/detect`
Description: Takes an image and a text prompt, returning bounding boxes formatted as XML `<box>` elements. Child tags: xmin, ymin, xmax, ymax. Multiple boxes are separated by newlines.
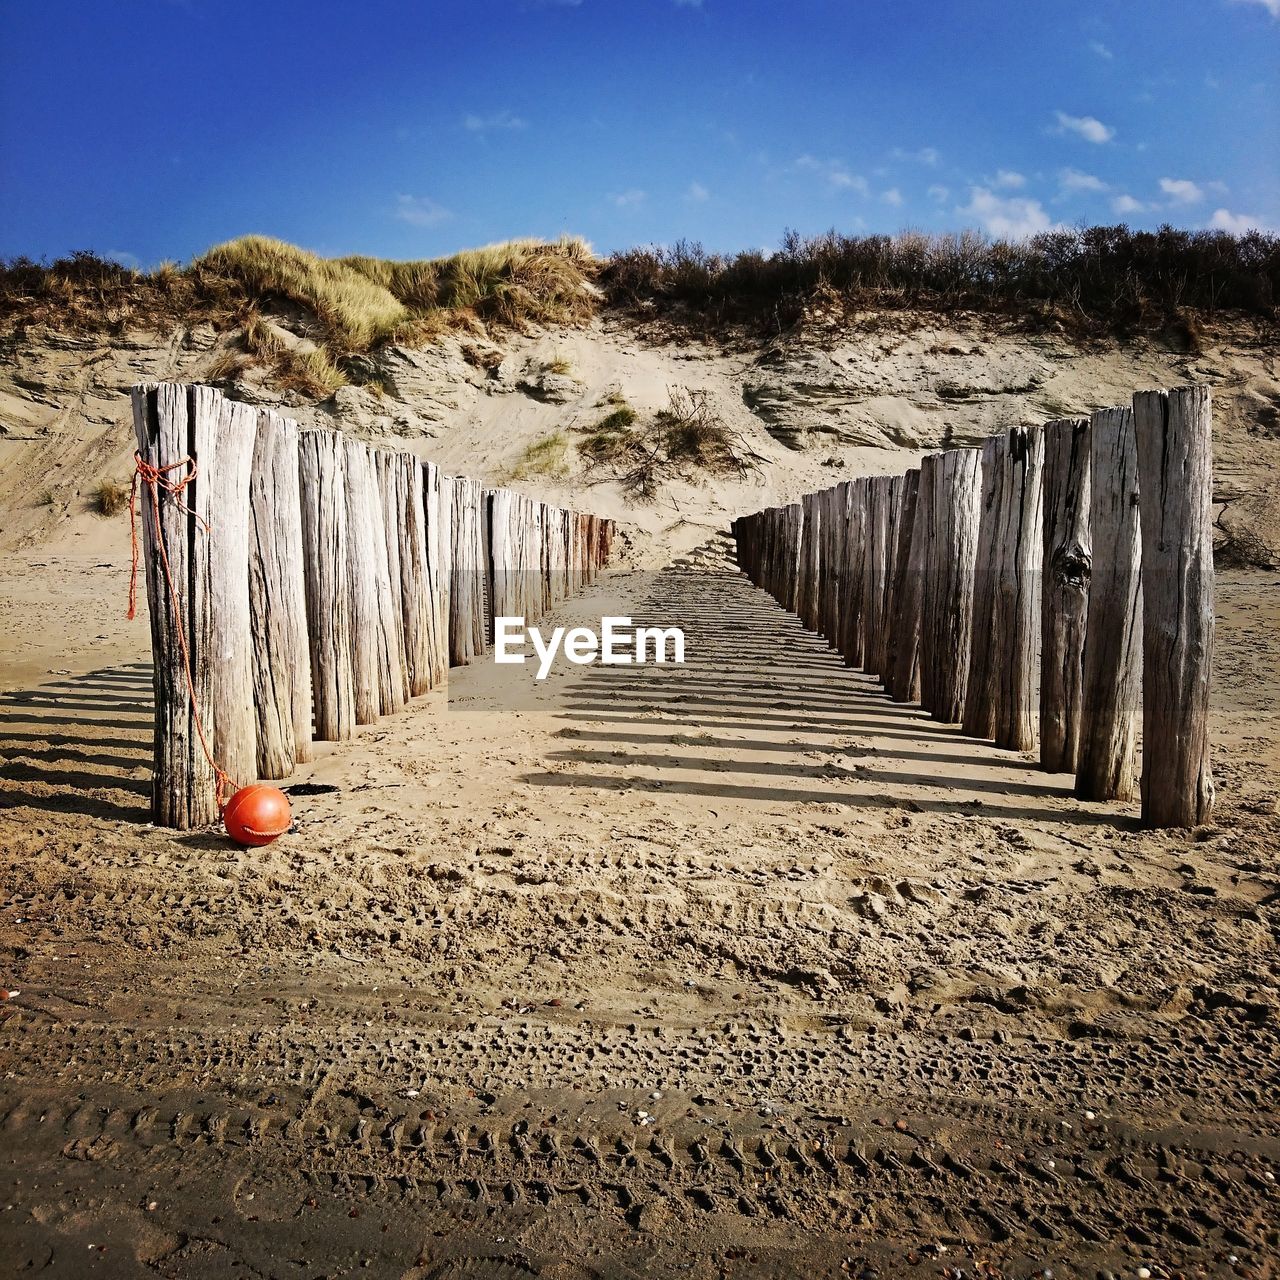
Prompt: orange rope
<box><xmin>128</xmin><ymin>451</ymin><xmax>232</xmax><ymax>811</ymax></box>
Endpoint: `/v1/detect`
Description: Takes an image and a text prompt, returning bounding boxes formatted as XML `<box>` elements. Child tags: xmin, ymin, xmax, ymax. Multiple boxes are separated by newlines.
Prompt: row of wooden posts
<box><xmin>131</xmin><ymin>382</ymin><xmax>614</xmax><ymax>829</ymax></box>
<box><xmin>731</xmin><ymin>385</ymin><xmax>1215</xmax><ymax>830</ymax></box>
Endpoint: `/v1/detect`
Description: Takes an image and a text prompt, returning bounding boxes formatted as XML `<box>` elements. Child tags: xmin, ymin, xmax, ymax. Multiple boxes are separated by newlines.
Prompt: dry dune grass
<box><xmin>197</xmin><ymin>233</ymin><xmax>599</xmax><ymax>351</ymax></box>
<box><xmin>0</xmin><ymin>236</ymin><xmax>600</xmax><ymax>398</ymax></box>
<box><xmin>198</xmin><ymin>236</ymin><xmax>408</xmax><ymax>349</ymax></box>
<box><xmin>2</xmin><ymin>226</ymin><xmax>1275</xmax><ymax>404</ymax></box>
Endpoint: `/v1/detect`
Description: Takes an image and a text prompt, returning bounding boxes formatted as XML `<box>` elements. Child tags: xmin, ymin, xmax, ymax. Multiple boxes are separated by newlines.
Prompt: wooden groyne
<box><xmin>732</xmin><ymin>385</ymin><xmax>1215</xmax><ymax>830</ymax></box>
<box><xmin>131</xmin><ymin>382</ymin><xmax>614</xmax><ymax>828</ymax></box>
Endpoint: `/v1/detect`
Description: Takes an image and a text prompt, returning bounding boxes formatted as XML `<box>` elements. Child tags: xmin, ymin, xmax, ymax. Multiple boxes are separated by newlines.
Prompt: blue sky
<box><xmin>1</xmin><ymin>0</ymin><xmax>1277</xmax><ymax>267</ymax></box>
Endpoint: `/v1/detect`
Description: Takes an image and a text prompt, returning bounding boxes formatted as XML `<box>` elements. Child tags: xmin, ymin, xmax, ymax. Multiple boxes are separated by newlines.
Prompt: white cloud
<box><xmin>1060</xmin><ymin>168</ymin><xmax>1108</xmax><ymax>193</ymax></box>
<box><xmin>464</xmin><ymin>110</ymin><xmax>527</xmax><ymax>133</ymax></box>
<box><xmin>1111</xmin><ymin>193</ymin><xmax>1147</xmax><ymax>215</ymax></box>
<box><xmin>881</xmin><ymin>187</ymin><xmax>904</xmax><ymax>207</ymax></box>
<box><xmin>1054</xmin><ymin>110</ymin><xmax>1115</xmax><ymax>144</ymax></box>
<box><xmin>993</xmin><ymin>169</ymin><xmax>1026</xmax><ymax>189</ymax></box>
<box><xmin>685</xmin><ymin>181</ymin><xmax>710</xmax><ymax>203</ymax></box>
<box><xmin>394</xmin><ymin>194</ymin><xmax>451</xmax><ymax>227</ymax></box>
<box><xmin>1209</xmin><ymin>208</ymin><xmax>1277</xmax><ymax>233</ymax></box>
<box><xmin>960</xmin><ymin>186</ymin><xmax>1058</xmax><ymax>240</ymax></box>
<box><xmin>1089</xmin><ymin>40</ymin><xmax>1114</xmax><ymax>59</ymax></box>
<box><xmin>1159</xmin><ymin>177</ymin><xmax>1204</xmax><ymax>204</ymax></box>
<box><xmin>927</xmin><ymin>184</ymin><xmax>950</xmax><ymax>202</ymax></box>
<box><xmin>1230</xmin><ymin>0</ymin><xmax>1280</xmax><ymax>17</ymax></box>
<box><xmin>611</xmin><ymin>188</ymin><xmax>646</xmax><ymax>208</ymax></box>
<box><xmin>104</xmin><ymin>249</ymin><xmax>141</xmax><ymax>270</ymax></box>
<box><xmin>796</xmin><ymin>154</ymin><xmax>869</xmax><ymax>195</ymax></box>
<box><xmin>891</xmin><ymin>146</ymin><xmax>940</xmax><ymax>166</ymax></box>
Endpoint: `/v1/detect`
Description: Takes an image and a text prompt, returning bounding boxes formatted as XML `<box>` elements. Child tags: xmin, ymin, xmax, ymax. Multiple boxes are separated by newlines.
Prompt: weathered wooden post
<box><xmin>842</xmin><ymin>478</ymin><xmax>868</xmax><ymax>667</ymax></box>
<box><xmin>366</xmin><ymin>450</ymin><xmax>406</xmax><ymax>717</ymax></box>
<box><xmin>1133</xmin><ymin>386</ymin><xmax>1215</xmax><ymax>828</ymax></box>
<box><xmin>374</xmin><ymin>451</ymin><xmax>411</xmax><ymax>706</ymax></box>
<box><xmin>962</xmin><ymin>435</ymin><xmax>1005</xmax><ymax>739</ymax></box>
<box><xmin>249</xmin><ymin>408</ymin><xmax>313</xmax><ymax>777</ymax></box>
<box><xmin>425</xmin><ymin>462</ymin><xmax>451</xmax><ymax>688</ymax></box>
<box><xmin>343</xmin><ymin>439</ymin><xmax>382</xmax><ymax>726</ymax></box>
<box><xmin>540</xmin><ymin>504</ymin><xmax>555</xmax><ymax>617</ymax></box>
<box><xmin>488</xmin><ymin>488</ymin><xmax>515</xmax><ymax>634</ymax></box>
<box><xmin>298</xmin><ymin>429</ymin><xmax>355</xmax><ymax>741</ymax></box>
<box><xmin>890</xmin><ymin>458</ymin><xmax>932</xmax><ymax>704</ymax></box>
<box><xmin>448</xmin><ymin>476</ymin><xmax>482</xmax><ymax>665</ymax></box>
<box><xmin>920</xmin><ymin>448</ymin><xmax>980</xmax><ymax>723</ymax></box>
<box><xmin>885</xmin><ymin>467</ymin><xmax>921</xmax><ymax>701</ymax></box>
<box><xmin>861</xmin><ymin>477</ymin><xmax>888</xmax><ymax>675</ymax></box>
<box><xmin>878</xmin><ymin>474</ymin><xmax>903</xmax><ymax>682</ymax></box>
<box><xmin>799</xmin><ymin>492</ymin><xmax>822</xmax><ymax>631</ymax></box>
<box><xmin>992</xmin><ymin>426</ymin><xmax>1044</xmax><ymax>751</ymax></box>
<box><xmin>131</xmin><ymin>383</ymin><xmax>217</xmax><ymax>827</ymax></box>
<box><xmin>1076</xmin><ymin>407</ymin><xmax>1143</xmax><ymax>802</ymax></box>
<box><xmin>818</xmin><ymin>485</ymin><xmax>844</xmax><ymax>648</ymax></box>
<box><xmin>398</xmin><ymin>454</ymin><xmax>433</xmax><ymax>696</ymax></box>
<box><xmin>205</xmin><ymin>391</ymin><xmax>258</xmax><ymax>788</ymax></box>
<box><xmin>1040</xmin><ymin>418</ymin><xmax>1092</xmax><ymax>772</ymax></box>
<box><xmin>783</xmin><ymin>502</ymin><xmax>803</xmax><ymax>613</ymax></box>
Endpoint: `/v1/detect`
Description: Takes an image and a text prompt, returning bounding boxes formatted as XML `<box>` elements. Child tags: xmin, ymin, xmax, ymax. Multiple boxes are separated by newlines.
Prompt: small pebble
<box><xmin>1137</xmin><ymin>1268</ymin><xmax>1151</xmax><ymax>1279</ymax></box>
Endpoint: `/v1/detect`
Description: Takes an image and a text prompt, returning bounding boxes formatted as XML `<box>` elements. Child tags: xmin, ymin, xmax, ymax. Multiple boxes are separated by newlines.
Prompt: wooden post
<box><xmin>448</xmin><ymin>476</ymin><xmax>482</xmax><ymax>665</ymax></box>
<box><xmin>343</xmin><ymin>439</ymin><xmax>382</xmax><ymax>726</ymax></box>
<box><xmin>1040</xmin><ymin>418</ymin><xmax>1092</xmax><ymax>772</ymax></box>
<box><xmin>841</xmin><ymin>479</ymin><xmax>868</xmax><ymax>667</ymax></box>
<box><xmin>375</xmin><ymin>451</ymin><xmax>412</xmax><ymax>705</ymax></box>
<box><xmin>878</xmin><ymin>474</ymin><xmax>903</xmax><ymax>682</ymax></box>
<box><xmin>783</xmin><ymin>503</ymin><xmax>803</xmax><ymax>613</ymax></box>
<box><xmin>799</xmin><ymin>492</ymin><xmax>821</xmax><ymax>631</ymax></box>
<box><xmin>920</xmin><ymin>449</ymin><xmax>980</xmax><ymax>723</ymax></box>
<box><xmin>861</xmin><ymin>477</ymin><xmax>886</xmax><ymax>674</ymax></box>
<box><xmin>488</xmin><ymin>488</ymin><xmax>515</xmax><ymax>635</ymax></box>
<box><xmin>425</xmin><ymin>462</ymin><xmax>450</xmax><ymax>688</ymax></box>
<box><xmin>870</xmin><ymin>476</ymin><xmax>897</xmax><ymax>677</ymax></box>
<box><xmin>398</xmin><ymin>454</ymin><xmax>433</xmax><ymax>697</ymax></box>
<box><xmin>1076</xmin><ymin>407</ymin><xmax>1143</xmax><ymax>802</ymax></box>
<box><xmin>131</xmin><ymin>383</ymin><xmax>217</xmax><ymax>828</ymax></box>
<box><xmin>298</xmin><ymin>429</ymin><xmax>355</xmax><ymax>741</ymax></box>
<box><xmin>249</xmin><ymin>408</ymin><xmax>313</xmax><ymax>778</ymax></box>
<box><xmin>818</xmin><ymin>485</ymin><xmax>844</xmax><ymax>648</ymax></box>
<box><xmin>205</xmin><ymin>391</ymin><xmax>257</xmax><ymax>788</ymax></box>
<box><xmin>992</xmin><ymin>426</ymin><xmax>1044</xmax><ymax>751</ymax></box>
<box><xmin>367</xmin><ymin>450</ymin><xmax>406</xmax><ymax>717</ymax></box>
<box><xmin>890</xmin><ymin>458</ymin><xmax>932</xmax><ymax>704</ymax></box>
<box><xmin>962</xmin><ymin>435</ymin><xmax>1005</xmax><ymax>739</ymax></box>
<box><xmin>885</xmin><ymin>467</ymin><xmax>921</xmax><ymax>701</ymax></box>
<box><xmin>1133</xmin><ymin>386</ymin><xmax>1215</xmax><ymax>828</ymax></box>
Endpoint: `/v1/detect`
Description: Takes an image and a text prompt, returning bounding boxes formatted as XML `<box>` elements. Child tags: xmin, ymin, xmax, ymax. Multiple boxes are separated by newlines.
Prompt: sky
<box><xmin>1</xmin><ymin>0</ymin><xmax>1278</xmax><ymax>268</ymax></box>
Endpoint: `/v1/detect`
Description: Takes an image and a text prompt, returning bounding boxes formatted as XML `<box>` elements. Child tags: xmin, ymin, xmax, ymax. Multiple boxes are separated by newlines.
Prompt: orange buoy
<box><xmin>223</xmin><ymin>785</ymin><xmax>292</xmax><ymax>847</ymax></box>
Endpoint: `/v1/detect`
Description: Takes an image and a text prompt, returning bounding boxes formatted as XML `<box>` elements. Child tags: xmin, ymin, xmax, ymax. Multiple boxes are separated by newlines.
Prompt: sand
<box><xmin>1</xmin><ymin>529</ymin><xmax>1278</xmax><ymax>1276</ymax></box>
<box><xmin>1</xmin><ymin>315</ymin><xmax>1278</xmax><ymax>1276</ymax></box>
